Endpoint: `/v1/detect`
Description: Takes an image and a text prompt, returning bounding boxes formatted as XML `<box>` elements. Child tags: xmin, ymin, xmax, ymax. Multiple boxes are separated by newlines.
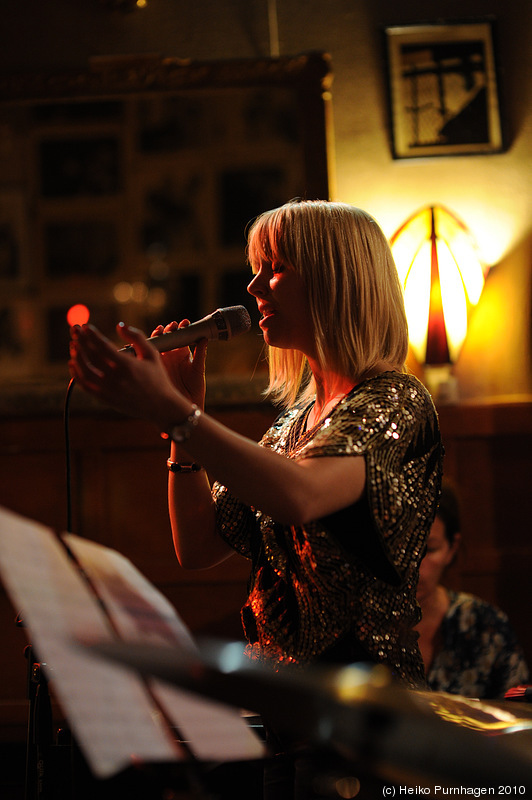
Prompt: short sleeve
<box><xmin>295</xmin><ymin>373</ymin><xmax>443</xmax><ymax>582</ymax></box>
<box><xmin>212</xmin><ymin>481</ymin><xmax>259</xmax><ymax>560</ymax></box>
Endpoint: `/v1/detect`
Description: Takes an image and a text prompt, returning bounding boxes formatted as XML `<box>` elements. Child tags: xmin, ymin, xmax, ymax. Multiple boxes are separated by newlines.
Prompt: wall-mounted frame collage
<box><xmin>0</xmin><ymin>54</ymin><xmax>332</xmax><ymax>389</ymax></box>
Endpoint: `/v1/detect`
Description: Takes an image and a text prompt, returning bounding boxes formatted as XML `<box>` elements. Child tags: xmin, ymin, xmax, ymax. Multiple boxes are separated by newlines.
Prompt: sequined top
<box><xmin>213</xmin><ymin>372</ymin><xmax>443</xmax><ymax>688</ymax></box>
<box><xmin>427</xmin><ymin>590</ymin><xmax>529</xmax><ymax>699</ymax></box>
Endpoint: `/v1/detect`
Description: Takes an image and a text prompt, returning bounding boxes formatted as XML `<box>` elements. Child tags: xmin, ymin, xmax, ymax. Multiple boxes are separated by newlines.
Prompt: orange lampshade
<box><xmin>390</xmin><ymin>205</ymin><xmax>486</xmax><ymax>365</ymax></box>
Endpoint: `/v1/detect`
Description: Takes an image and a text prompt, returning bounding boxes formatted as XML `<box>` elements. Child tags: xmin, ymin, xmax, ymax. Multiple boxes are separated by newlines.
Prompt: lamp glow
<box><xmin>391</xmin><ymin>205</ymin><xmax>486</xmax><ymax>365</ymax></box>
<box><xmin>66</xmin><ymin>304</ymin><xmax>90</xmax><ymax>327</ymax></box>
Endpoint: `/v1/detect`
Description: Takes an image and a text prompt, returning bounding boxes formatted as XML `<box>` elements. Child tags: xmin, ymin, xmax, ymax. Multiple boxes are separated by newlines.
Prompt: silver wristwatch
<box><xmin>167</xmin><ymin>405</ymin><xmax>201</xmax><ymax>443</ymax></box>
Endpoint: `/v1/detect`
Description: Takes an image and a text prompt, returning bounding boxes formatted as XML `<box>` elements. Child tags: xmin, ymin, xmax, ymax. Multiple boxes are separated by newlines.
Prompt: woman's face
<box><xmin>247</xmin><ymin>258</ymin><xmax>316</xmax><ymax>357</ymax></box>
<box><xmin>416</xmin><ymin>515</ymin><xmax>460</xmax><ymax>603</ymax></box>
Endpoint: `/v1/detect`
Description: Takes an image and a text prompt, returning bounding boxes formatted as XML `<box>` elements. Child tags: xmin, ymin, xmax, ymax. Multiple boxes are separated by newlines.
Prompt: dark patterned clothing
<box><xmin>427</xmin><ymin>590</ymin><xmax>530</xmax><ymax>698</ymax></box>
<box><xmin>213</xmin><ymin>372</ymin><xmax>443</xmax><ymax>688</ymax></box>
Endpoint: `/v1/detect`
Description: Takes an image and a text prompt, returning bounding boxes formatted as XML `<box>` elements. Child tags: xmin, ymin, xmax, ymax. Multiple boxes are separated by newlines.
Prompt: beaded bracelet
<box><xmin>167</xmin><ymin>460</ymin><xmax>203</xmax><ymax>473</ymax></box>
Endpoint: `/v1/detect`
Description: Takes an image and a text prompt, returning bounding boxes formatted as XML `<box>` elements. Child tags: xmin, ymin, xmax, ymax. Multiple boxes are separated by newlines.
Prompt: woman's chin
<box><xmin>259</xmin><ymin>320</ymin><xmax>279</xmax><ymax>347</ymax></box>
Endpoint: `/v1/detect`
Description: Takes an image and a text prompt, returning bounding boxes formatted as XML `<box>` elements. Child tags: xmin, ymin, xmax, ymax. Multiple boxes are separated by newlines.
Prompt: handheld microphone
<box><xmin>119</xmin><ymin>305</ymin><xmax>251</xmax><ymax>354</ymax></box>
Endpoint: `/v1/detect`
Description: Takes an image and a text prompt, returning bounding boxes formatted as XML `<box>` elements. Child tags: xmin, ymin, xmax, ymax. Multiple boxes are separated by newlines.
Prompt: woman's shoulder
<box><xmin>297</xmin><ymin>371</ymin><xmax>438</xmax><ymax>459</ymax></box>
<box><xmin>338</xmin><ymin>370</ymin><xmax>438</xmax><ymax>433</ymax></box>
<box><xmin>350</xmin><ymin>370</ymin><xmax>434</xmax><ymax>408</ymax></box>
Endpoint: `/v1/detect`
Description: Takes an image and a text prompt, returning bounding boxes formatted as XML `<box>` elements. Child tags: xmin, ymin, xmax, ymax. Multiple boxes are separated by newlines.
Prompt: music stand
<box><xmin>0</xmin><ymin>505</ymin><xmax>265</xmax><ymax>800</ymax></box>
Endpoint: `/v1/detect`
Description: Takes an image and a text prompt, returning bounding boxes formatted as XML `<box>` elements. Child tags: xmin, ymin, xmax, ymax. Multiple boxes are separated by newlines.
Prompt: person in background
<box><xmin>69</xmin><ymin>199</ymin><xmax>443</xmax><ymax>798</ymax></box>
<box><xmin>416</xmin><ymin>482</ymin><xmax>529</xmax><ymax>699</ymax></box>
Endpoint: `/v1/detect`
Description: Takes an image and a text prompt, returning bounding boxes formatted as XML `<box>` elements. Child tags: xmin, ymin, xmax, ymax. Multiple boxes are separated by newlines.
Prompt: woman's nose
<box><xmin>247</xmin><ymin>271</ymin><xmax>264</xmax><ymax>297</ymax></box>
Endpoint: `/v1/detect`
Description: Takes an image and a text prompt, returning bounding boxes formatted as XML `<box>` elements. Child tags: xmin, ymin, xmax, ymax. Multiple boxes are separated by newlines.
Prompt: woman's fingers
<box><xmin>69</xmin><ymin>325</ymin><xmax>116</xmax><ymax>390</ymax></box>
<box><xmin>150</xmin><ymin>319</ymin><xmax>190</xmax><ymax>344</ymax></box>
<box><xmin>69</xmin><ymin>323</ymin><xmax>156</xmax><ymax>390</ymax></box>
<box><xmin>191</xmin><ymin>336</ymin><xmax>208</xmax><ymax>370</ymax></box>
<box><xmin>115</xmin><ymin>322</ymin><xmax>158</xmax><ymax>360</ymax></box>
<box><xmin>70</xmin><ymin>324</ymin><xmax>112</xmax><ymax>368</ymax></box>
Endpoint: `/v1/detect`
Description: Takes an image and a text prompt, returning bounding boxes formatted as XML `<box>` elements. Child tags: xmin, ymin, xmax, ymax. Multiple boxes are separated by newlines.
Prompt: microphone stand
<box><xmin>16</xmin><ymin>617</ymin><xmax>72</xmax><ymax>800</ymax></box>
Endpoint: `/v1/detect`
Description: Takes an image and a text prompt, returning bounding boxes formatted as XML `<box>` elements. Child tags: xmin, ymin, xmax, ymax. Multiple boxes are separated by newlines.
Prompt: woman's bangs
<box><xmin>247</xmin><ymin>210</ymin><xmax>287</xmax><ymax>270</ymax></box>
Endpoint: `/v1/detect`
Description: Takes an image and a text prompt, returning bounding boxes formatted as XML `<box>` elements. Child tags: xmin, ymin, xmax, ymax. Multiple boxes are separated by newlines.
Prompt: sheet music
<box><xmin>64</xmin><ymin>533</ymin><xmax>265</xmax><ymax>763</ymax></box>
<box><xmin>0</xmin><ymin>506</ymin><xmax>264</xmax><ymax>778</ymax></box>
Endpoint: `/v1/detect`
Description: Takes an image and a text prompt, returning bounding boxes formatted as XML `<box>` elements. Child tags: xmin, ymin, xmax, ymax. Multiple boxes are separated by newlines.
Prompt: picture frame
<box><xmin>0</xmin><ymin>53</ymin><xmax>332</xmax><ymax>392</ymax></box>
<box><xmin>384</xmin><ymin>21</ymin><xmax>504</xmax><ymax>159</ymax></box>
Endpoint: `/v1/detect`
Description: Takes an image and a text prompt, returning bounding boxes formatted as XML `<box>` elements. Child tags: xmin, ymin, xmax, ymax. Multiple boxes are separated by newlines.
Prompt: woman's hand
<box><xmin>149</xmin><ymin>319</ymin><xmax>207</xmax><ymax>409</ymax></box>
<box><xmin>69</xmin><ymin>322</ymin><xmax>196</xmax><ymax>430</ymax></box>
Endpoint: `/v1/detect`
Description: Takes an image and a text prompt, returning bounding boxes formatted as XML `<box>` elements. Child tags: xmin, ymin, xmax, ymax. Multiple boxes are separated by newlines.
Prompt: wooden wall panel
<box><xmin>1</xmin><ymin>398</ymin><xmax>531</xmax><ymax>743</ymax></box>
<box><xmin>438</xmin><ymin>401</ymin><xmax>532</xmax><ymax>666</ymax></box>
<box><xmin>0</xmin><ymin>404</ymin><xmax>275</xmax><ymax>741</ymax></box>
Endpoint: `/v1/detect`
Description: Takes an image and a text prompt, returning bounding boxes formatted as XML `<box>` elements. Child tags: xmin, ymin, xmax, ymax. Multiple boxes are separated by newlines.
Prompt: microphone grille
<box><xmin>220</xmin><ymin>305</ymin><xmax>251</xmax><ymax>338</ymax></box>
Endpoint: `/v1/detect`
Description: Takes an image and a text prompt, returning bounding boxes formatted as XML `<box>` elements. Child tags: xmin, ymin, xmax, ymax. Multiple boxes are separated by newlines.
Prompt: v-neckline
<box><xmin>287</xmin><ymin>392</ymin><xmax>347</xmax><ymax>453</ymax></box>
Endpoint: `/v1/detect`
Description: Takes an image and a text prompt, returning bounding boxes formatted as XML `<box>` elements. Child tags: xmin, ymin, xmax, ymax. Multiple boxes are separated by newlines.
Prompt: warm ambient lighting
<box><xmin>390</xmin><ymin>205</ymin><xmax>486</xmax><ymax>366</ymax></box>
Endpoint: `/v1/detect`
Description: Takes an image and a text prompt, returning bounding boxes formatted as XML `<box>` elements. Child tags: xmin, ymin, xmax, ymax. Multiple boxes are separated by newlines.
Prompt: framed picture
<box><xmin>0</xmin><ymin>53</ymin><xmax>332</xmax><ymax>390</ymax></box>
<box><xmin>384</xmin><ymin>21</ymin><xmax>504</xmax><ymax>158</ymax></box>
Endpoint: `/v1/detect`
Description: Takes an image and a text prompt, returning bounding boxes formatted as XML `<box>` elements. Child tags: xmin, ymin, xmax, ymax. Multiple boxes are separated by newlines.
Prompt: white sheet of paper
<box><xmin>64</xmin><ymin>533</ymin><xmax>265</xmax><ymax>763</ymax></box>
<box><xmin>0</xmin><ymin>506</ymin><xmax>264</xmax><ymax>778</ymax></box>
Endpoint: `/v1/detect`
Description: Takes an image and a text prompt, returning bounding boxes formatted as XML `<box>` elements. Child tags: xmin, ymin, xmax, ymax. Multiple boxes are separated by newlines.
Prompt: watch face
<box><xmin>169</xmin><ymin>406</ymin><xmax>201</xmax><ymax>443</ymax></box>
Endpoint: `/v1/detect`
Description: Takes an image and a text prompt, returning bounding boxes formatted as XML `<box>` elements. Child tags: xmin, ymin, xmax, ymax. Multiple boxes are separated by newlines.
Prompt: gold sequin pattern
<box><xmin>213</xmin><ymin>372</ymin><xmax>443</xmax><ymax>688</ymax></box>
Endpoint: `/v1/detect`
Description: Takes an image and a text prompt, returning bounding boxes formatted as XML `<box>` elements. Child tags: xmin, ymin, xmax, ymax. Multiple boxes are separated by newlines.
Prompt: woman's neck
<box><xmin>308</xmin><ymin>360</ymin><xmax>395</xmax><ymax>419</ymax></box>
<box><xmin>313</xmin><ymin>375</ymin><xmax>354</xmax><ymax>407</ymax></box>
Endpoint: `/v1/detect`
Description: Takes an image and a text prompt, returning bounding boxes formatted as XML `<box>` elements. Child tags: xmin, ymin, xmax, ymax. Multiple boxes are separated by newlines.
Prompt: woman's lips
<box><xmin>258</xmin><ymin>305</ymin><xmax>275</xmax><ymax>327</ymax></box>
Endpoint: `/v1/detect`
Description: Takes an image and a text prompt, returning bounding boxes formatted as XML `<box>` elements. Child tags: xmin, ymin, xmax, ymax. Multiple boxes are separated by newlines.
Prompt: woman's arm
<box><xmin>169</xmin><ymin>407</ymin><xmax>366</xmax><ymax>525</ymax></box>
<box><xmin>69</xmin><ymin>322</ymin><xmax>366</xmax><ymax>567</ymax></box>
<box><xmin>166</xmin><ymin>439</ymin><xmax>235</xmax><ymax>569</ymax></box>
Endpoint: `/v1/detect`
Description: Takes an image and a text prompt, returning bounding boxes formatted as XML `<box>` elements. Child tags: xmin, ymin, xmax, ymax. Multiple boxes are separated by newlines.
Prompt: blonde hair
<box><xmin>247</xmin><ymin>199</ymin><xmax>408</xmax><ymax>408</ymax></box>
